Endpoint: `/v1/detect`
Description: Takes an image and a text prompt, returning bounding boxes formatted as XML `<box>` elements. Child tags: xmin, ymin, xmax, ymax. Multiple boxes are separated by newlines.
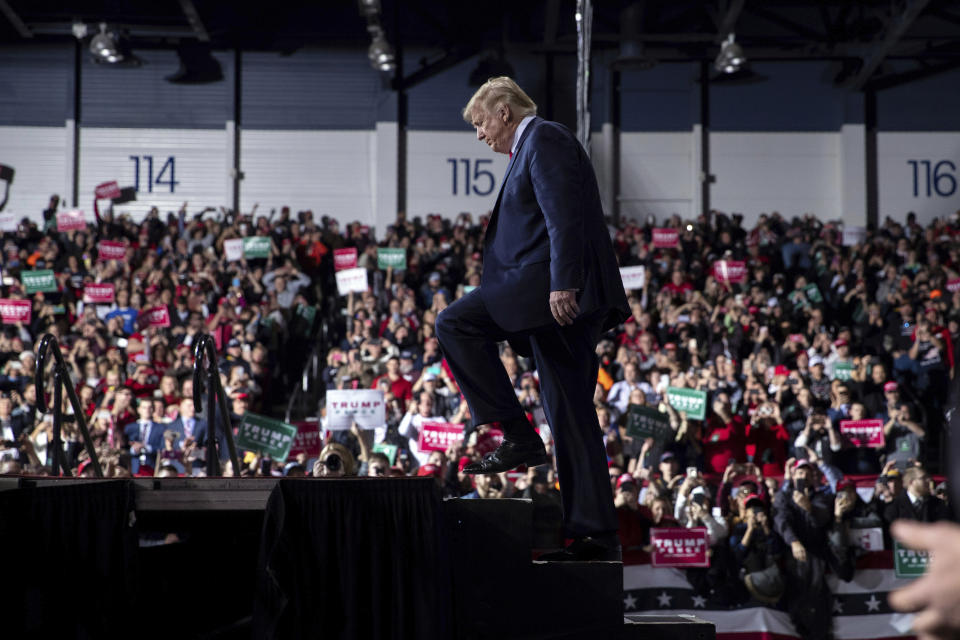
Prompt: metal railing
<box><xmin>192</xmin><ymin>334</ymin><xmax>241</xmax><ymax>476</ymax></box>
<box><xmin>35</xmin><ymin>333</ymin><xmax>103</xmax><ymax>477</ymax></box>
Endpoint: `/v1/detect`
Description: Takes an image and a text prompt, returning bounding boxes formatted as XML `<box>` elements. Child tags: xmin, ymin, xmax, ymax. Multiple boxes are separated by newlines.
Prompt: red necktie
<box><xmin>509</xmin><ymin>151</ymin><xmax>513</xmax><ymax>159</ymax></box>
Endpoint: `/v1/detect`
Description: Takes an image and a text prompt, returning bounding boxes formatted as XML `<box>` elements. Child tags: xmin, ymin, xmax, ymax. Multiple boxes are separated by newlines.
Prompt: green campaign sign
<box><xmin>625</xmin><ymin>405</ymin><xmax>674</xmax><ymax>442</ymax></box>
<box><xmin>833</xmin><ymin>361</ymin><xmax>854</xmax><ymax>381</ymax></box>
<box><xmin>21</xmin><ymin>269</ymin><xmax>57</xmax><ymax>294</ymax></box>
<box><xmin>243</xmin><ymin>236</ymin><xmax>271</xmax><ymax>259</ymax></box>
<box><xmin>804</xmin><ymin>283</ymin><xmax>823</xmax><ymax>304</ymax></box>
<box><xmin>666</xmin><ymin>387</ymin><xmax>708</xmax><ymax>421</ymax></box>
<box><xmin>236</xmin><ymin>413</ymin><xmax>298</xmax><ymax>462</ymax></box>
<box><xmin>377</xmin><ymin>247</ymin><xmax>407</xmax><ymax>270</ymax></box>
<box><xmin>373</xmin><ymin>442</ymin><xmax>398</xmax><ymax>465</ymax></box>
<box><xmin>894</xmin><ymin>541</ymin><xmax>930</xmax><ymax>579</ymax></box>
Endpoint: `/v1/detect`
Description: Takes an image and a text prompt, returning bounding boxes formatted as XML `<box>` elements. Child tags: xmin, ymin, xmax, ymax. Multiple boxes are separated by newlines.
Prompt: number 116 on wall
<box><xmin>908</xmin><ymin>159</ymin><xmax>957</xmax><ymax>198</ymax></box>
<box><xmin>129</xmin><ymin>155</ymin><xmax>179</xmax><ymax>193</ymax></box>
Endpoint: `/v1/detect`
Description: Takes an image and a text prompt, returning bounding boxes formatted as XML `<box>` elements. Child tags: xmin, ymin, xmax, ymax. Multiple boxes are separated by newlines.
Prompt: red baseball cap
<box><xmin>884</xmin><ymin>381</ymin><xmax>898</xmax><ymax>392</ymax></box>
<box><xmin>616</xmin><ymin>473</ymin><xmax>638</xmax><ymax>490</ymax></box>
<box><xmin>417</xmin><ymin>464</ymin><xmax>440</xmax><ymax>478</ymax></box>
<box><xmin>774</xmin><ymin>365</ymin><xmax>789</xmax><ymax>377</ymax></box>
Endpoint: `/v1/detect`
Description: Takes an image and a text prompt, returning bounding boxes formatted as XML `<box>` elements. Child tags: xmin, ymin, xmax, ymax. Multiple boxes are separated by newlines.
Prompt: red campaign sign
<box><xmin>333</xmin><ymin>247</ymin><xmax>358</xmax><ymax>272</ymax></box>
<box><xmin>652</xmin><ymin>228</ymin><xmax>679</xmax><ymax>249</ymax></box>
<box><xmin>474</xmin><ymin>427</ymin><xmax>504</xmax><ymax>457</ymax></box>
<box><xmin>840</xmin><ymin>419</ymin><xmax>885</xmax><ymax>448</ymax></box>
<box><xmin>94</xmin><ymin>181</ymin><xmax>122</xmax><ymax>200</ymax></box>
<box><xmin>651</xmin><ymin>527</ymin><xmax>710</xmax><ymax>567</ymax></box>
<box><xmin>418</xmin><ymin>422</ymin><xmax>465</xmax><ymax>453</ymax></box>
<box><xmin>287</xmin><ymin>420</ymin><xmax>322</xmax><ymax>459</ymax></box>
<box><xmin>83</xmin><ymin>282</ymin><xmax>115</xmax><ymax>304</ymax></box>
<box><xmin>145</xmin><ymin>305</ymin><xmax>171</xmax><ymax>328</ymax></box>
<box><xmin>98</xmin><ymin>240</ymin><xmax>127</xmax><ymax>261</ymax></box>
<box><xmin>713</xmin><ymin>260</ymin><xmax>747</xmax><ymax>284</ymax></box>
<box><xmin>56</xmin><ymin>209</ymin><xmax>86</xmax><ymax>232</ymax></box>
<box><xmin>0</xmin><ymin>299</ymin><xmax>30</xmax><ymax>325</ymax></box>
<box><xmin>948</xmin><ymin>278</ymin><xmax>960</xmax><ymax>293</ymax></box>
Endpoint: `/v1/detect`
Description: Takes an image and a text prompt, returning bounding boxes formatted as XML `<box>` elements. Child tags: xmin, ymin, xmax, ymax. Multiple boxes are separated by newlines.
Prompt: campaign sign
<box><xmin>325</xmin><ymin>389</ymin><xmax>385</xmax><ymax>430</ymax></box>
<box><xmin>94</xmin><ymin>181</ymin><xmax>122</xmax><ymax>200</ymax></box>
<box><xmin>286</xmin><ymin>420</ymin><xmax>322</xmax><ymax>459</ymax></box>
<box><xmin>651</xmin><ymin>527</ymin><xmax>710</xmax><ymax>568</ymax></box>
<box><xmin>851</xmin><ymin>527</ymin><xmax>885</xmax><ymax>552</ymax></box>
<box><xmin>948</xmin><ymin>278</ymin><xmax>960</xmax><ymax>294</ymax></box>
<box><xmin>377</xmin><ymin>247</ymin><xmax>407</xmax><ymax>270</ymax></box>
<box><xmin>335</xmin><ymin>267</ymin><xmax>368</xmax><ymax>295</ymax></box>
<box><xmin>0</xmin><ymin>299</ymin><xmax>30</xmax><ymax>324</ymax></box>
<box><xmin>619</xmin><ymin>266</ymin><xmax>646</xmax><ymax>290</ymax></box>
<box><xmin>666</xmin><ymin>387</ymin><xmax>708</xmax><ymax>421</ymax></box>
<box><xmin>21</xmin><ymin>269</ymin><xmax>57</xmax><ymax>294</ymax></box>
<box><xmin>83</xmin><ymin>283</ymin><xmax>115</xmax><ymax>304</ymax></box>
<box><xmin>144</xmin><ymin>305</ymin><xmax>171</xmax><ymax>328</ymax></box>
<box><xmin>56</xmin><ymin>209</ymin><xmax>86</xmax><ymax>232</ymax></box>
<box><xmin>373</xmin><ymin>442</ymin><xmax>398</xmax><ymax>465</ymax></box>
<box><xmin>842</xmin><ymin>226</ymin><xmax>867</xmax><ymax>247</ymax></box>
<box><xmin>713</xmin><ymin>260</ymin><xmax>747</xmax><ymax>284</ymax></box>
<box><xmin>840</xmin><ymin>419</ymin><xmax>885</xmax><ymax>448</ymax></box>
<box><xmin>223</xmin><ymin>238</ymin><xmax>243</xmax><ymax>262</ymax></box>
<box><xmin>334</xmin><ymin>247</ymin><xmax>358</xmax><ymax>272</ymax></box>
<box><xmin>894</xmin><ymin>540</ymin><xmax>930</xmax><ymax>579</ymax></box>
<box><xmin>652</xmin><ymin>228</ymin><xmax>679</xmax><ymax>248</ymax></box>
<box><xmin>236</xmin><ymin>413</ymin><xmax>298</xmax><ymax>462</ymax></box>
<box><xmin>97</xmin><ymin>240</ymin><xmax>127</xmax><ymax>261</ymax></box>
<box><xmin>625</xmin><ymin>405</ymin><xmax>673</xmax><ymax>442</ymax></box>
<box><xmin>243</xmin><ymin>236</ymin><xmax>271</xmax><ymax>259</ymax></box>
<box><xmin>418</xmin><ymin>422</ymin><xmax>465</xmax><ymax>453</ymax></box>
<box><xmin>0</xmin><ymin>213</ymin><xmax>17</xmax><ymax>233</ymax></box>
<box><xmin>833</xmin><ymin>362</ymin><xmax>854</xmax><ymax>381</ymax></box>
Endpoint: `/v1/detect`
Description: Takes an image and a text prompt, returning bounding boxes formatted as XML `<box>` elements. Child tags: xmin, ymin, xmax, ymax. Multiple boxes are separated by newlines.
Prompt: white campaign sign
<box><xmin>325</xmin><ymin>389</ymin><xmax>385</xmax><ymax>430</ymax></box>
<box><xmin>0</xmin><ymin>213</ymin><xmax>17</xmax><ymax>232</ymax></box>
<box><xmin>842</xmin><ymin>226</ymin><xmax>867</xmax><ymax>246</ymax></box>
<box><xmin>335</xmin><ymin>267</ymin><xmax>368</xmax><ymax>295</ymax></box>
<box><xmin>224</xmin><ymin>238</ymin><xmax>243</xmax><ymax>262</ymax></box>
<box><xmin>619</xmin><ymin>265</ymin><xmax>646</xmax><ymax>290</ymax></box>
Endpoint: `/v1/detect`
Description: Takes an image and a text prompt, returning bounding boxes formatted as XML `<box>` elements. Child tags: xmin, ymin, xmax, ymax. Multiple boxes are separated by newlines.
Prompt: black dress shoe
<box><xmin>537</xmin><ymin>534</ymin><xmax>622</xmax><ymax>562</ymax></box>
<box><xmin>462</xmin><ymin>438</ymin><xmax>548</xmax><ymax>474</ymax></box>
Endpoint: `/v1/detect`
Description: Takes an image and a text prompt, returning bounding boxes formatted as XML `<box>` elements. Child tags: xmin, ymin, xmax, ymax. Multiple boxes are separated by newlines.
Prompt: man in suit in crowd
<box><xmin>168</xmin><ymin>397</ymin><xmax>207</xmax><ymax>469</ymax></box>
<box><xmin>883</xmin><ymin>466</ymin><xmax>951</xmax><ymax>525</ymax></box>
<box><xmin>436</xmin><ymin>77</ymin><xmax>630</xmax><ymax>561</ymax></box>
<box><xmin>124</xmin><ymin>397</ymin><xmax>165</xmax><ymax>473</ymax></box>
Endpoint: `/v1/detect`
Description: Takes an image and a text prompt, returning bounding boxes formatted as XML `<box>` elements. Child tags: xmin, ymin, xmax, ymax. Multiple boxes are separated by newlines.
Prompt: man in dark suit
<box><xmin>124</xmin><ymin>397</ymin><xmax>165</xmax><ymax>473</ymax></box>
<box><xmin>883</xmin><ymin>466</ymin><xmax>951</xmax><ymax>524</ymax></box>
<box><xmin>436</xmin><ymin>77</ymin><xmax>629</xmax><ymax>561</ymax></box>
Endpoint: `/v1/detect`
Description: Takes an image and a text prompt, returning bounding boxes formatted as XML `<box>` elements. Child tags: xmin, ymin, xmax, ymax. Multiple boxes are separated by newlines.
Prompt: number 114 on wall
<box><xmin>908</xmin><ymin>159</ymin><xmax>957</xmax><ymax>198</ymax></box>
<box><xmin>129</xmin><ymin>155</ymin><xmax>179</xmax><ymax>193</ymax></box>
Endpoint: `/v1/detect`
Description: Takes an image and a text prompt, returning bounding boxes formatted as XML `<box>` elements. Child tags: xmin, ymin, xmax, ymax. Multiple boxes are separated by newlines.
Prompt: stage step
<box><xmin>444</xmin><ymin>498</ymin><xmax>625</xmax><ymax>639</ymax></box>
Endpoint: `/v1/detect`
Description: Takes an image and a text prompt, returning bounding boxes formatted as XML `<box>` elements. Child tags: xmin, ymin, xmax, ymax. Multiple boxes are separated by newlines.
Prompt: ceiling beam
<box><xmin>867</xmin><ymin>57</ymin><xmax>960</xmax><ymax>91</ymax></box>
<box><xmin>850</xmin><ymin>0</ymin><xmax>931</xmax><ymax>89</ymax></box>
<box><xmin>746</xmin><ymin>5</ymin><xmax>825</xmax><ymax>41</ymax></box>
<box><xmin>0</xmin><ymin>0</ymin><xmax>32</xmax><ymax>38</ymax></box>
<box><xmin>178</xmin><ymin>0</ymin><xmax>210</xmax><ymax>42</ymax></box>
<box><xmin>394</xmin><ymin>45</ymin><xmax>481</xmax><ymax>91</ymax></box>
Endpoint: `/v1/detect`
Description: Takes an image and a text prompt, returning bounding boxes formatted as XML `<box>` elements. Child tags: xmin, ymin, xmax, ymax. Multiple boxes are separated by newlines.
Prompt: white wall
<box><xmin>240</xmin><ymin>129</ymin><xmax>377</xmax><ymax>226</ymax></box>
<box><xmin>619</xmin><ymin>132</ymin><xmax>695</xmax><ymax>223</ymax></box>
<box><xmin>877</xmin><ymin>132</ymin><xmax>960</xmax><ymax>226</ymax></box>
<box><xmin>0</xmin><ymin>126</ymin><xmax>68</xmax><ymax>223</ymax></box>
<box><xmin>78</xmin><ymin>128</ymin><xmax>227</xmax><ymax>220</ymax></box>
<box><xmin>711</xmin><ymin>132</ymin><xmax>841</xmax><ymax>225</ymax></box>
<box><xmin>406</xmin><ymin>131</ymin><xmax>504</xmax><ymax>220</ymax></box>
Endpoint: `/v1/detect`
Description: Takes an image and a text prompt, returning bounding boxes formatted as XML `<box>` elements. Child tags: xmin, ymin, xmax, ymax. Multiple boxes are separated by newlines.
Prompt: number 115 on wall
<box><xmin>447</xmin><ymin>158</ymin><xmax>496</xmax><ymax>196</ymax></box>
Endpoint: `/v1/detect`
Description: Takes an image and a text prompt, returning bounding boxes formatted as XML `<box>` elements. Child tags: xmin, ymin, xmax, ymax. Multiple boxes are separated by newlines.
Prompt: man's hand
<box><xmin>549</xmin><ymin>290</ymin><xmax>580</xmax><ymax>326</ymax></box>
<box><xmin>889</xmin><ymin>520</ymin><xmax>960</xmax><ymax>639</ymax></box>
<box><xmin>791</xmin><ymin>540</ymin><xmax>807</xmax><ymax>563</ymax></box>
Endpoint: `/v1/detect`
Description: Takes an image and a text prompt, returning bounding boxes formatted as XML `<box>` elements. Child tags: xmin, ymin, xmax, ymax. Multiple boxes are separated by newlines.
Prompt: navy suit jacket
<box><xmin>480</xmin><ymin>117</ymin><xmax>629</xmax><ymax>335</ymax></box>
<box><xmin>124</xmin><ymin>420</ymin><xmax>165</xmax><ymax>455</ymax></box>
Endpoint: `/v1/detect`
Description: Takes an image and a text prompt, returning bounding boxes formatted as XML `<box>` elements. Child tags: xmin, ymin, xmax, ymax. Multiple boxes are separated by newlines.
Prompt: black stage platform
<box><xmin>0</xmin><ymin>476</ymin><xmax>714</xmax><ymax>640</ymax></box>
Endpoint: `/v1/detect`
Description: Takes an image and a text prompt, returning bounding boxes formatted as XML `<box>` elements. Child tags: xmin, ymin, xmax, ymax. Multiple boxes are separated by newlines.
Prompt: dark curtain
<box><xmin>0</xmin><ymin>479</ymin><xmax>139</xmax><ymax>639</ymax></box>
<box><xmin>254</xmin><ymin>478</ymin><xmax>451</xmax><ymax>640</ymax></box>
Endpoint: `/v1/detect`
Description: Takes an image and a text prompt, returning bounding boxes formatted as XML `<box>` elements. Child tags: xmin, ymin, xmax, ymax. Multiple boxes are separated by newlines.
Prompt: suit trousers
<box><xmin>436</xmin><ymin>289</ymin><xmax>617</xmax><ymax>538</ymax></box>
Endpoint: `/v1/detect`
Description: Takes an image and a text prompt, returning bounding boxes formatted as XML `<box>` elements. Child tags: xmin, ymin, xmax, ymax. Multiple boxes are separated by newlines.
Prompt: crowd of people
<box><xmin>1</xmin><ymin>194</ymin><xmax>958</xmax><ymax>637</ymax></box>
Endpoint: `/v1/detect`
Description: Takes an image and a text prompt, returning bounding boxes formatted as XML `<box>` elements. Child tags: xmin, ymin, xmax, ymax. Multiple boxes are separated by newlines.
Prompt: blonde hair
<box><xmin>462</xmin><ymin>76</ymin><xmax>537</xmax><ymax>124</ymax></box>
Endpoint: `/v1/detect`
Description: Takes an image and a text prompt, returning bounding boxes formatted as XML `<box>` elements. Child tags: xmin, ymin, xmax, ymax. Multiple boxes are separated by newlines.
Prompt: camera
<box><xmin>324</xmin><ymin>454</ymin><xmax>342</xmax><ymax>472</ymax></box>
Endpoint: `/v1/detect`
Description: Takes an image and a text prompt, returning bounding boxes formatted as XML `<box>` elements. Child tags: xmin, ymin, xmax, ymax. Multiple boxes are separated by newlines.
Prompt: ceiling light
<box><xmin>715</xmin><ymin>33</ymin><xmax>746</xmax><ymax>74</ymax></box>
<box><xmin>90</xmin><ymin>23</ymin><xmax>124</xmax><ymax>63</ymax></box>
<box><xmin>367</xmin><ymin>28</ymin><xmax>395</xmax><ymax>73</ymax></box>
